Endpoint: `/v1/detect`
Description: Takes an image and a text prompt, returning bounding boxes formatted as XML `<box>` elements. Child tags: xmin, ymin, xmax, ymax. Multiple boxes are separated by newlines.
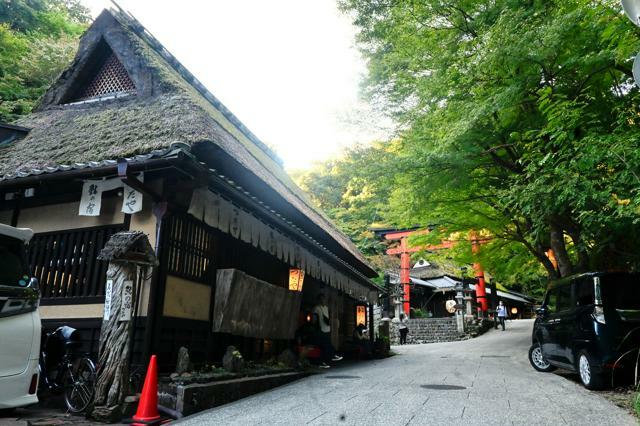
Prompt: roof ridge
<box><xmin>108</xmin><ymin>3</ymin><xmax>284</xmax><ymax>168</ymax></box>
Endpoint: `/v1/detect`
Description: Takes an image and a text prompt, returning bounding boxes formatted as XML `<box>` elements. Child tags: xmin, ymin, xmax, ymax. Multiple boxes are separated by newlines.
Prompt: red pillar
<box><xmin>471</xmin><ymin>232</ymin><xmax>488</xmax><ymax>313</ymax></box>
<box><xmin>400</xmin><ymin>237</ymin><xmax>411</xmax><ymax>316</ymax></box>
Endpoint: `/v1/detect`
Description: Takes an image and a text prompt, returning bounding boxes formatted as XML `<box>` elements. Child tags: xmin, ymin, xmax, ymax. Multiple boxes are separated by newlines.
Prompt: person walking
<box><xmin>398</xmin><ymin>313</ymin><xmax>409</xmax><ymax>344</ymax></box>
<box><xmin>313</xmin><ymin>294</ymin><xmax>343</xmax><ymax>368</ymax></box>
<box><xmin>496</xmin><ymin>300</ymin><xmax>508</xmax><ymax>331</ymax></box>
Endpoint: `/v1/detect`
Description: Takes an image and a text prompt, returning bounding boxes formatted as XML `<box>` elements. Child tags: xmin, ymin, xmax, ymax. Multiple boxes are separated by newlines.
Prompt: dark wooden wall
<box><xmin>153</xmin><ymin>213</ymin><xmax>293</xmax><ymax>371</ymax></box>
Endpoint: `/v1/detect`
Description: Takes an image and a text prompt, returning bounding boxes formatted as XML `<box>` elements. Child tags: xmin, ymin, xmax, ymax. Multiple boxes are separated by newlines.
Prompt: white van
<box><xmin>0</xmin><ymin>224</ymin><xmax>40</xmax><ymax>411</ymax></box>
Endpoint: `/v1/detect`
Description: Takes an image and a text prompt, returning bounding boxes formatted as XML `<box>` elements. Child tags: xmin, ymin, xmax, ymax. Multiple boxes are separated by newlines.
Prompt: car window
<box><xmin>576</xmin><ymin>278</ymin><xmax>595</xmax><ymax>307</ymax></box>
<box><xmin>556</xmin><ymin>284</ymin><xmax>573</xmax><ymax>313</ymax></box>
<box><xmin>601</xmin><ymin>274</ymin><xmax>640</xmax><ymax>310</ymax></box>
<box><xmin>0</xmin><ymin>235</ymin><xmax>30</xmax><ymax>287</ymax></box>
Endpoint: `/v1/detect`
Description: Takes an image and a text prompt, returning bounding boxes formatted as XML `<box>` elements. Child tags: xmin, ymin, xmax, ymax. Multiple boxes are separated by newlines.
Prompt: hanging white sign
<box><xmin>121</xmin><ymin>173</ymin><xmax>144</xmax><ymax>214</ymax></box>
<box><xmin>121</xmin><ymin>184</ymin><xmax>143</xmax><ymax>214</ymax></box>
<box><xmin>104</xmin><ymin>279</ymin><xmax>113</xmax><ymax>320</ymax></box>
<box><xmin>79</xmin><ymin>181</ymin><xmax>103</xmax><ymax>216</ymax></box>
<box><xmin>119</xmin><ymin>280</ymin><xmax>133</xmax><ymax>321</ymax></box>
<box><xmin>79</xmin><ymin>174</ymin><xmax>146</xmax><ymax>217</ymax></box>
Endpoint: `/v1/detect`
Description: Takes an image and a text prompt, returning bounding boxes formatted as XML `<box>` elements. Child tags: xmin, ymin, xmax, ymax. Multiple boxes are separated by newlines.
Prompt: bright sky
<box><xmin>81</xmin><ymin>0</ymin><xmax>391</xmax><ymax>170</ymax></box>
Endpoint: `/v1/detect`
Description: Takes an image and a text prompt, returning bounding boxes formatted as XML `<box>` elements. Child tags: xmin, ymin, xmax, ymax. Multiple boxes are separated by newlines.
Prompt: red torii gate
<box><xmin>383</xmin><ymin>229</ymin><xmax>488</xmax><ymax>316</ymax></box>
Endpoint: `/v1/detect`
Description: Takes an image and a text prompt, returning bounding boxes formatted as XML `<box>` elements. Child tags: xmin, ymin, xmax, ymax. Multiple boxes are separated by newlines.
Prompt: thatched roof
<box><xmin>411</xmin><ymin>265</ymin><xmax>449</xmax><ymax>280</ymax></box>
<box><xmin>98</xmin><ymin>231</ymin><xmax>157</xmax><ymax>264</ymax></box>
<box><xmin>0</xmin><ymin>7</ymin><xmax>375</xmax><ymax>277</ymax></box>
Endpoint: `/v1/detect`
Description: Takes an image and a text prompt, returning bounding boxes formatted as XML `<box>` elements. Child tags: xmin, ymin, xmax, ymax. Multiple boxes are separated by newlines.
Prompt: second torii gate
<box><xmin>383</xmin><ymin>229</ymin><xmax>488</xmax><ymax>316</ymax></box>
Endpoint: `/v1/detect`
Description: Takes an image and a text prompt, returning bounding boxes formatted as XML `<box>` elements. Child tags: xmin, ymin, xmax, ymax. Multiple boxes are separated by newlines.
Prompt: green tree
<box><xmin>0</xmin><ymin>0</ymin><xmax>89</xmax><ymax>121</ymax></box>
<box><xmin>338</xmin><ymin>0</ymin><xmax>640</xmax><ymax>288</ymax></box>
<box><xmin>294</xmin><ymin>142</ymin><xmax>396</xmax><ymax>259</ymax></box>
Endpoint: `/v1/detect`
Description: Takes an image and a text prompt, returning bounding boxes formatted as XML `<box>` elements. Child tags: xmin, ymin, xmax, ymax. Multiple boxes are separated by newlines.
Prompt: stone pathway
<box><xmin>0</xmin><ymin>396</ymin><xmax>126</xmax><ymax>426</ymax></box>
<box><xmin>177</xmin><ymin>320</ymin><xmax>637</xmax><ymax>425</ymax></box>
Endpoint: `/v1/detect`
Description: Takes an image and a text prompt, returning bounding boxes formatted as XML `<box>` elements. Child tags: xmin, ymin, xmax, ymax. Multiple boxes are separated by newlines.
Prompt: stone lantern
<box><xmin>454</xmin><ymin>280</ymin><xmax>465</xmax><ymax>334</ymax></box>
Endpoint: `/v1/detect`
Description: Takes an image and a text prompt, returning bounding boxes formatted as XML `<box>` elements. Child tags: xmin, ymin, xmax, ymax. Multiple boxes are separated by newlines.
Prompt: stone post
<box><xmin>454</xmin><ymin>281</ymin><xmax>465</xmax><ymax>334</ymax></box>
<box><xmin>464</xmin><ymin>286</ymin><xmax>474</xmax><ymax>322</ymax></box>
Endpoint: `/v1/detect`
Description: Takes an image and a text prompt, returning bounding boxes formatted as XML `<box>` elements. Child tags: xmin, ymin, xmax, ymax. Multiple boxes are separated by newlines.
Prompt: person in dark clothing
<box><xmin>313</xmin><ymin>294</ymin><xmax>343</xmax><ymax>368</ymax></box>
<box><xmin>398</xmin><ymin>313</ymin><xmax>409</xmax><ymax>345</ymax></box>
<box><xmin>496</xmin><ymin>300</ymin><xmax>508</xmax><ymax>331</ymax></box>
<box><xmin>353</xmin><ymin>323</ymin><xmax>372</xmax><ymax>357</ymax></box>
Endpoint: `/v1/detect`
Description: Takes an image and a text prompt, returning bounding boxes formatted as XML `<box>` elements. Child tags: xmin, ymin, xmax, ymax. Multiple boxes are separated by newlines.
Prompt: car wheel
<box><xmin>577</xmin><ymin>350</ymin><xmax>605</xmax><ymax>390</ymax></box>
<box><xmin>528</xmin><ymin>343</ymin><xmax>556</xmax><ymax>372</ymax></box>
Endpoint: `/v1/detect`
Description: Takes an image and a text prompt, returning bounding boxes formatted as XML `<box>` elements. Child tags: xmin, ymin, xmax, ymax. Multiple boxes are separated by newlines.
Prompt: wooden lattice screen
<box><xmin>28</xmin><ymin>224</ymin><xmax>126</xmax><ymax>300</ymax></box>
<box><xmin>75</xmin><ymin>51</ymin><xmax>136</xmax><ymax>101</ymax></box>
<box><xmin>164</xmin><ymin>214</ymin><xmax>216</xmax><ymax>286</ymax></box>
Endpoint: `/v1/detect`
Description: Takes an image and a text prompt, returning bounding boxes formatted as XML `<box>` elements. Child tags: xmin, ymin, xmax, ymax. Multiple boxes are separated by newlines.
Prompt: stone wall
<box><xmin>390</xmin><ymin>317</ymin><xmax>464</xmax><ymax>345</ymax></box>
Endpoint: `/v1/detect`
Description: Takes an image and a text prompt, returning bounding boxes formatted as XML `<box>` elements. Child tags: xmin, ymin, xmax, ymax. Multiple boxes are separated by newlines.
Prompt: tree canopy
<box><xmin>297</xmin><ymin>0</ymin><xmax>640</xmax><ymax>292</ymax></box>
<box><xmin>0</xmin><ymin>0</ymin><xmax>89</xmax><ymax>121</ymax></box>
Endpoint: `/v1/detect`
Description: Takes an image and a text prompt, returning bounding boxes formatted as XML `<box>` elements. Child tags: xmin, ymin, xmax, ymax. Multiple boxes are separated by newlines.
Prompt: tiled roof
<box><xmin>0</xmin><ymin>146</ymin><xmax>183</xmax><ymax>181</ymax></box>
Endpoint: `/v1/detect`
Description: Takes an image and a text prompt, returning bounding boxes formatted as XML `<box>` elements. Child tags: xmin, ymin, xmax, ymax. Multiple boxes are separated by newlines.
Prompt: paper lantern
<box><xmin>289</xmin><ymin>268</ymin><xmax>305</xmax><ymax>291</ymax></box>
<box><xmin>356</xmin><ymin>305</ymin><xmax>366</xmax><ymax>326</ymax></box>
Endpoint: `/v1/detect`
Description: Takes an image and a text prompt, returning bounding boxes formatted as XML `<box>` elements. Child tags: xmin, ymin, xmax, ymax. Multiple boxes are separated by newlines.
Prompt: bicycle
<box><xmin>39</xmin><ymin>326</ymin><xmax>96</xmax><ymax>413</ymax></box>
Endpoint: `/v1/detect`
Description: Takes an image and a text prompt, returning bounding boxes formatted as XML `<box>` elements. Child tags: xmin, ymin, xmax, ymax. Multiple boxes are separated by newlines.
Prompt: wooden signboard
<box><xmin>213</xmin><ymin>269</ymin><xmax>302</xmax><ymax>339</ymax></box>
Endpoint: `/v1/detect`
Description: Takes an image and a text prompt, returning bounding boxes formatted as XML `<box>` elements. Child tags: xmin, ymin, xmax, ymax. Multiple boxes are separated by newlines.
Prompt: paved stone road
<box><xmin>177</xmin><ymin>320</ymin><xmax>637</xmax><ymax>425</ymax></box>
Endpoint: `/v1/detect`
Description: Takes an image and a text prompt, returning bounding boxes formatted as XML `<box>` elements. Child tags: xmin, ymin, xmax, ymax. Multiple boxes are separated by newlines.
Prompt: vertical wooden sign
<box><xmin>104</xmin><ymin>279</ymin><xmax>113</xmax><ymax>320</ymax></box>
<box><xmin>119</xmin><ymin>280</ymin><xmax>133</xmax><ymax>321</ymax></box>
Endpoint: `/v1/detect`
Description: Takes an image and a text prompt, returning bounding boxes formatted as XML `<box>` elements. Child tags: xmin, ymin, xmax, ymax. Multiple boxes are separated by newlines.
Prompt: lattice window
<box><xmin>164</xmin><ymin>214</ymin><xmax>216</xmax><ymax>286</ymax></box>
<box><xmin>74</xmin><ymin>51</ymin><xmax>136</xmax><ymax>101</ymax></box>
<box><xmin>27</xmin><ymin>224</ymin><xmax>126</xmax><ymax>299</ymax></box>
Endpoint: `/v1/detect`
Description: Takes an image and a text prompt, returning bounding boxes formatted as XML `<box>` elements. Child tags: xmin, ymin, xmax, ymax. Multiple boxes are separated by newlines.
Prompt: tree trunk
<box><xmin>549</xmin><ymin>223</ymin><xmax>573</xmax><ymax>277</ymax></box>
<box><xmin>511</xmin><ymin>223</ymin><xmax>559</xmax><ymax>279</ymax></box>
<box><xmin>535</xmin><ymin>242</ymin><xmax>560</xmax><ymax>280</ymax></box>
<box><xmin>89</xmin><ymin>262</ymin><xmax>138</xmax><ymax>422</ymax></box>
<box><xmin>564</xmin><ymin>229</ymin><xmax>590</xmax><ymax>272</ymax></box>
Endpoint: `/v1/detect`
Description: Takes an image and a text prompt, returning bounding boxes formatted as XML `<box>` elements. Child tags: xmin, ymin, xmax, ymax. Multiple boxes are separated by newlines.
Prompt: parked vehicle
<box><xmin>528</xmin><ymin>272</ymin><xmax>640</xmax><ymax>389</ymax></box>
<box><xmin>39</xmin><ymin>326</ymin><xmax>96</xmax><ymax>413</ymax></box>
<box><xmin>0</xmin><ymin>224</ymin><xmax>40</xmax><ymax>411</ymax></box>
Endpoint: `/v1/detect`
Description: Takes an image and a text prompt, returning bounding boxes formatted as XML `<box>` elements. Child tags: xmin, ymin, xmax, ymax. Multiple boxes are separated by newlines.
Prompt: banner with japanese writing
<box><xmin>121</xmin><ymin>184</ymin><xmax>143</xmax><ymax>214</ymax></box>
<box><xmin>79</xmin><ymin>181</ymin><xmax>103</xmax><ymax>216</ymax></box>
<box><xmin>78</xmin><ymin>174</ymin><xmax>144</xmax><ymax>216</ymax></box>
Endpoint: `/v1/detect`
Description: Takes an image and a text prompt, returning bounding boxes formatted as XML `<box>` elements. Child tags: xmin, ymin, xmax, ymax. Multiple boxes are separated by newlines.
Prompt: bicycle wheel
<box><xmin>63</xmin><ymin>357</ymin><xmax>96</xmax><ymax>413</ymax></box>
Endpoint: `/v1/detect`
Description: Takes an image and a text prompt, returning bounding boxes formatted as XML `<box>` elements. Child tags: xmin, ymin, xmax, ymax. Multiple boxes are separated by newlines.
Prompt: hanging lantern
<box><xmin>289</xmin><ymin>268</ymin><xmax>305</xmax><ymax>291</ymax></box>
<box><xmin>356</xmin><ymin>305</ymin><xmax>367</xmax><ymax>326</ymax></box>
<box><xmin>511</xmin><ymin>307</ymin><xmax>518</xmax><ymax>315</ymax></box>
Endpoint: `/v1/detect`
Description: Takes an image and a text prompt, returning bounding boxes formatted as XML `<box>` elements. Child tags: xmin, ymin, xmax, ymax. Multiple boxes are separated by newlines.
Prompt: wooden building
<box><xmin>389</xmin><ymin>260</ymin><xmax>535</xmax><ymax>318</ymax></box>
<box><xmin>0</xmin><ymin>7</ymin><xmax>379</xmax><ymax>370</ymax></box>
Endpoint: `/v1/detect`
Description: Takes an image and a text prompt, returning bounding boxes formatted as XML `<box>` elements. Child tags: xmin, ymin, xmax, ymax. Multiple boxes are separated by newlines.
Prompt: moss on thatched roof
<box><xmin>98</xmin><ymin>231</ymin><xmax>157</xmax><ymax>264</ymax></box>
<box><xmin>0</xmin><ymin>8</ymin><xmax>374</xmax><ymax>276</ymax></box>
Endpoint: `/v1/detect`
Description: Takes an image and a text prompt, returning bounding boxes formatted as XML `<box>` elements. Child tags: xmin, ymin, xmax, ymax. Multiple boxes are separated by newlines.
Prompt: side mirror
<box><xmin>536</xmin><ymin>307</ymin><xmax>546</xmax><ymax>317</ymax></box>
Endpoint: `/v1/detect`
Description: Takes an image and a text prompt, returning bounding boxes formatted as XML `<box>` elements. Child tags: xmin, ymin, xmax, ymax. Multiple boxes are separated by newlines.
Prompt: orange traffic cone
<box><xmin>132</xmin><ymin>355</ymin><xmax>161</xmax><ymax>426</ymax></box>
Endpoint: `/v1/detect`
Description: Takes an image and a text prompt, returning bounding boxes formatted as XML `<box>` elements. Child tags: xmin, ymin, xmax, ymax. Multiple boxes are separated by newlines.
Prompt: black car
<box><xmin>528</xmin><ymin>272</ymin><xmax>640</xmax><ymax>389</ymax></box>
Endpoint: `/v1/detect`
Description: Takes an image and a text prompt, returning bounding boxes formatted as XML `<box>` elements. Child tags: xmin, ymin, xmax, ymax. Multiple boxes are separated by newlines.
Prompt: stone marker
<box><xmin>176</xmin><ymin>346</ymin><xmax>190</xmax><ymax>374</ymax></box>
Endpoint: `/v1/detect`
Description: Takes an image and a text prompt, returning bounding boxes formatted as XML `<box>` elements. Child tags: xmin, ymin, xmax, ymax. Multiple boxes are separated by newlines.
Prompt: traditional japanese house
<box><xmin>0</xmin><ymin>7</ymin><xmax>379</xmax><ymax>370</ymax></box>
